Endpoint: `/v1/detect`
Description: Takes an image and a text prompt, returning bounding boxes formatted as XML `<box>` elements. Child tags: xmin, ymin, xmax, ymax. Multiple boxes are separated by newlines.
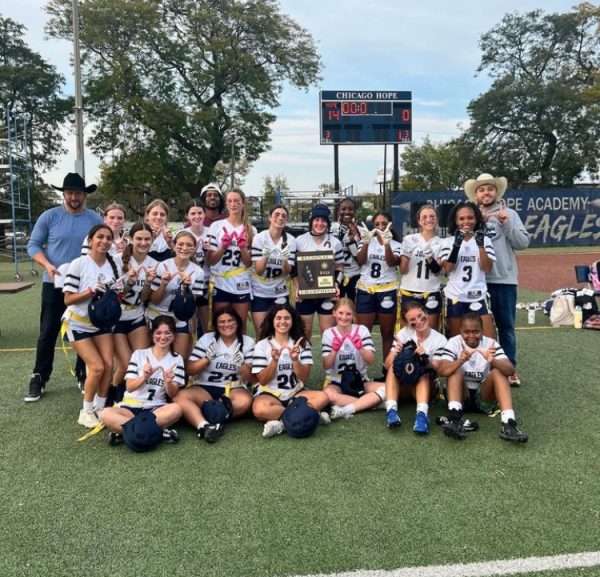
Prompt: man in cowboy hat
<box><xmin>24</xmin><ymin>173</ymin><xmax>103</xmax><ymax>401</ymax></box>
<box><xmin>464</xmin><ymin>173</ymin><xmax>530</xmax><ymax>386</ymax></box>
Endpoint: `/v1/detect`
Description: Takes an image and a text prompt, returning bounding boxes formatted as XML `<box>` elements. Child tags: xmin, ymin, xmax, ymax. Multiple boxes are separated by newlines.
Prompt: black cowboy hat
<box><xmin>51</xmin><ymin>172</ymin><xmax>97</xmax><ymax>193</ymax></box>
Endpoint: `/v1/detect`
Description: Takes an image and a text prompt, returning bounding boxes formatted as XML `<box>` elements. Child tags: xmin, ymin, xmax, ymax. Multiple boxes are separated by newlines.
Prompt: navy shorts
<box><xmin>196</xmin><ymin>295</ymin><xmax>209</xmax><ymax>307</ymax></box>
<box><xmin>113</xmin><ymin>317</ymin><xmax>147</xmax><ymax>335</ymax></box>
<box><xmin>446</xmin><ymin>298</ymin><xmax>489</xmax><ymax>318</ymax></box>
<box><xmin>212</xmin><ymin>287</ymin><xmax>251</xmax><ymax>304</ymax></box>
<box><xmin>251</xmin><ymin>295</ymin><xmax>289</xmax><ymax>313</ymax></box>
<box><xmin>295</xmin><ymin>298</ymin><xmax>335</xmax><ymax>316</ymax></box>
<box><xmin>67</xmin><ymin>327</ymin><xmax>112</xmax><ymax>342</ymax></box>
<box><xmin>356</xmin><ymin>289</ymin><xmax>397</xmax><ymax>315</ymax></box>
<box><xmin>400</xmin><ymin>290</ymin><xmax>442</xmax><ymax>315</ymax></box>
<box><xmin>340</xmin><ymin>275</ymin><xmax>359</xmax><ymax>301</ymax></box>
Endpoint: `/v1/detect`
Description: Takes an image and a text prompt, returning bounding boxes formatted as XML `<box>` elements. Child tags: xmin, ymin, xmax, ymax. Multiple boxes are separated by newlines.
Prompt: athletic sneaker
<box><xmin>319</xmin><ymin>411</ymin><xmax>331</xmax><ymax>426</ymax></box>
<box><xmin>78</xmin><ymin>409</ymin><xmax>100</xmax><ymax>429</ymax></box>
<box><xmin>508</xmin><ymin>374</ymin><xmax>522</xmax><ymax>387</ymax></box>
<box><xmin>24</xmin><ymin>373</ymin><xmax>45</xmax><ymax>402</ymax></box>
<box><xmin>262</xmin><ymin>420</ymin><xmax>285</xmax><ymax>438</ymax></box>
<box><xmin>442</xmin><ymin>409</ymin><xmax>466</xmax><ymax>441</ymax></box>
<box><xmin>163</xmin><ymin>429</ymin><xmax>180</xmax><ymax>444</ymax></box>
<box><xmin>108</xmin><ymin>431</ymin><xmax>123</xmax><ymax>446</ymax></box>
<box><xmin>198</xmin><ymin>423</ymin><xmax>223</xmax><ymax>443</ymax></box>
<box><xmin>386</xmin><ymin>409</ymin><xmax>401</xmax><ymax>429</ymax></box>
<box><xmin>330</xmin><ymin>406</ymin><xmax>353</xmax><ymax>421</ymax></box>
<box><xmin>500</xmin><ymin>419</ymin><xmax>529</xmax><ymax>443</ymax></box>
<box><xmin>413</xmin><ymin>411</ymin><xmax>429</xmax><ymax>435</ymax></box>
<box><xmin>436</xmin><ymin>415</ymin><xmax>479</xmax><ymax>432</ymax></box>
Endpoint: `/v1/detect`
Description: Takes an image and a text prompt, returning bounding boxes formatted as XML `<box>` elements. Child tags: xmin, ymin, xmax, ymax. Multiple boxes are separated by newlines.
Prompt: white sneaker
<box><xmin>262</xmin><ymin>420</ymin><xmax>285</xmax><ymax>438</ymax></box>
<box><xmin>330</xmin><ymin>405</ymin><xmax>353</xmax><ymax>421</ymax></box>
<box><xmin>319</xmin><ymin>411</ymin><xmax>331</xmax><ymax>426</ymax></box>
<box><xmin>78</xmin><ymin>409</ymin><xmax>100</xmax><ymax>429</ymax></box>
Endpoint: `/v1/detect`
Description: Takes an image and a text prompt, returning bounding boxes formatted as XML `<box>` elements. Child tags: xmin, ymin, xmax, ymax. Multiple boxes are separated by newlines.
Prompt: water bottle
<box><xmin>527</xmin><ymin>304</ymin><xmax>536</xmax><ymax>325</ymax></box>
<box><xmin>574</xmin><ymin>306</ymin><xmax>583</xmax><ymax>329</ymax></box>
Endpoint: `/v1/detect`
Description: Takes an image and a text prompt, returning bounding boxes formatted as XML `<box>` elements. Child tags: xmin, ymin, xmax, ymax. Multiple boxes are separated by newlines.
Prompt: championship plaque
<box><xmin>296</xmin><ymin>250</ymin><xmax>336</xmax><ymax>299</ymax></box>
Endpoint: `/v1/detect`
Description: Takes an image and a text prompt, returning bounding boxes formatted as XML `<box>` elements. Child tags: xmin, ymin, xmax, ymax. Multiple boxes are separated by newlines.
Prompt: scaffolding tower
<box><xmin>0</xmin><ymin>108</ymin><xmax>36</xmax><ymax>280</ymax></box>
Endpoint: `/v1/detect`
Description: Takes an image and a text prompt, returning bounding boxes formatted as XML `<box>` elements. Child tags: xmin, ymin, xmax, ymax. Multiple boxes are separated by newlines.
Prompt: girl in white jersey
<box><xmin>439</xmin><ymin>202</ymin><xmax>497</xmax><ymax>339</ymax></box>
<box><xmin>177</xmin><ymin>306</ymin><xmax>255</xmax><ymax>443</ymax></box>
<box><xmin>182</xmin><ymin>200</ymin><xmax>211</xmax><ymax>334</ymax></box>
<box><xmin>252</xmin><ymin>303</ymin><xmax>330</xmax><ymax>438</ymax></box>
<box><xmin>149</xmin><ymin>230</ymin><xmax>205</xmax><ymax>357</ymax></box>
<box><xmin>322</xmin><ymin>299</ymin><xmax>384</xmax><ymax>420</ymax></box>
<box><xmin>355</xmin><ymin>211</ymin><xmax>402</xmax><ymax>365</ymax></box>
<box><xmin>251</xmin><ymin>204</ymin><xmax>296</xmax><ymax>332</ymax></box>
<box><xmin>399</xmin><ymin>204</ymin><xmax>444</xmax><ymax>329</ymax></box>
<box><xmin>100</xmin><ymin>315</ymin><xmax>184</xmax><ymax>446</ymax></box>
<box><xmin>383</xmin><ymin>301</ymin><xmax>447</xmax><ymax>434</ymax></box>
<box><xmin>207</xmin><ymin>189</ymin><xmax>256</xmax><ymax>332</ymax></box>
<box><xmin>293</xmin><ymin>203</ymin><xmax>345</xmax><ymax>339</ymax></box>
<box><xmin>435</xmin><ymin>313</ymin><xmax>528</xmax><ymax>443</ymax></box>
<box><xmin>81</xmin><ymin>202</ymin><xmax>127</xmax><ymax>256</ymax></box>
<box><xmin>63</xmin><ymin>224</ymin><xmax>124</xmax><ymax>428</ymax></box>
<box><xmin>331</xmin><ymin>198</ymin><xmax>361</xmax><ymax>301</ymax></box>
<box><xmin>111</xmin><ymin>223</ymin><xmax>157</xmax><ymax>398</ymax></box>
<box><xmin>145</xmin><ymin>199</ymin><xmax>174</xmax><ymax>262</ymax></box>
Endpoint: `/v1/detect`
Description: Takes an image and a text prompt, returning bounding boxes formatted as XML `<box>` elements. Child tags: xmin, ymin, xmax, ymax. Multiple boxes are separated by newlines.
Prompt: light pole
<box><xmin>72</xmin><ymin>0</ymin><xmax>85</xmax><ymax>177</ymax></box>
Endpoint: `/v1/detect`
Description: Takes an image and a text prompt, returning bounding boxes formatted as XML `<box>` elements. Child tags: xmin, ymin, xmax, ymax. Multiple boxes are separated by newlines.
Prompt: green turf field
<box><xmin>1</xmin><ymin>261</ymin><xmax>599</xmax><ymax>577</ymax></box>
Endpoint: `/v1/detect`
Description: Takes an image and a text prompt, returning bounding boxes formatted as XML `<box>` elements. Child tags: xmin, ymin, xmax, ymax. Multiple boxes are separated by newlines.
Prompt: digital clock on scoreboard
<box><xmin>320</xmin><ymin>90</ymin><xmax>412</xmax><ymax>145</ymax></box>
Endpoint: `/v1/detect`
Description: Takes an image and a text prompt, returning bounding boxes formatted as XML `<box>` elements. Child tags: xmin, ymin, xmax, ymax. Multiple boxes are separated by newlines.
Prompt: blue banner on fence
<box><xmin>391</xmin><ymin>189</ymin><xmax>600</xmax><ymax>247</ymax></box>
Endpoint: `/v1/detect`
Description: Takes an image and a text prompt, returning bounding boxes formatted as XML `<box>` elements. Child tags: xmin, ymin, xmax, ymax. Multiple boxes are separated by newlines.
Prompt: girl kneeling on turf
<box><xmin>177</xmin><ymin>306</ymin><xmax>254</xmax><ymax>443</ymax></box>
<box><xmin>435</xmin><ymin>313</ymin><xmax>528</xmax><ymax>443</ymax></box>
<box><xmin>383</xmin><ymin>301</ymin><xmax>447</xmax><ymax>434</ymax></box>
<box><xmin>252</xmin><ymin>303</ymin><xmax>330</xmax><ymax>438</ymax></box>
<box><xmin>322</xmin><ymin>298</ymin><xmax>384</xmax><ymax>420</ymax></box>
<box><xmin>100</xmin><ymin>315</ymin><xmax>184</xmax><ymax>446</ymax></box>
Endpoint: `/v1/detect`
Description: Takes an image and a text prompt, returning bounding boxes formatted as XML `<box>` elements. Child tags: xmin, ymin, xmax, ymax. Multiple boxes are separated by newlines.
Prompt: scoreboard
<box><xmin>320</xmin><ymin>90</ymin><xmax>412</xmax><ymax>145</ymax></box>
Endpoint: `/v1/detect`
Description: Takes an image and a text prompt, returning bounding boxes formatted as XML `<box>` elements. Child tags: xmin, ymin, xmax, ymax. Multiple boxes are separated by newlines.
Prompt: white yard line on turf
<box><xmin>293</xmin><ymin>551</ymin><xmax>600</xmax><ymax>577</ymax></box>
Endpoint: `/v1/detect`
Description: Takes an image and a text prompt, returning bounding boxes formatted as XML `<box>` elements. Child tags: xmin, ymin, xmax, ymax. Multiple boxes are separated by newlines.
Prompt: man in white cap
<box><xmin>464</xmin><ymin>173</ymin><xmax>530</xmax><ymax>386</ymax></box>
<box><xmin>24</xmin><ymin>173</ymin><xmax>103</xmax><ymax>401</ymax></box>
<box><xmin>200</xmin><ymin>183</ymin><xmax>226</xmax><ymax>226</ymax></box>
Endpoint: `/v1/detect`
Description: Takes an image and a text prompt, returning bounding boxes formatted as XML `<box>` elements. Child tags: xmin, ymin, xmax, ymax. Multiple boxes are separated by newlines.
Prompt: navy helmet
<box><xmin>170</xmin><ymin>283</ymin><xmax>196</xmax><ymax>322</ymax></box>
<box><xmin>202</xmin><ymin>396</ymin><xmax>233</xmax><ymax>425</ymax></box>
<box><xmin>122</xmin><ymin>410</ymin><xmax>164</xmax><ymax>453</ymax></box>
<box><xmin>281</xmin><ymin>396</ymin><xmax>320</xmax><ymax>439</ymax></box>
<box><xmin>88</xmin><ymin>289</ymin><xmax>122</xmax><ymax>330</ymax></box>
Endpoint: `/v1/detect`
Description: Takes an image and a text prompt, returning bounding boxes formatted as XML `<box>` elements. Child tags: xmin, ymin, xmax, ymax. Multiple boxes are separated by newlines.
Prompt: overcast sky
<box><xmin>3</xmin><ymin>0</ymin><xmax>578</xmax><ymax>195</ymax></box>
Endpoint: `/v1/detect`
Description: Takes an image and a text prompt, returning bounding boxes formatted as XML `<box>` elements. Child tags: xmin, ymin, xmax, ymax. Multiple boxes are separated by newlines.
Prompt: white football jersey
<box><xmin>434</xmin><ymin>334</ymin><xmax>507</xmax><ymax>389</ymax></box>
<box><xmin>331</xmin><ymin>222</ymin><xmax>360</xmax><ymax>278</ymax></box>
<box><xmin>122</xmin><ymin>347</ymin><xmax>185</xmax><ymax>408</ymax></box>
<box><xmin>113</xmin><ymin>253</ymin><xmax>158</xmax><ymax>321</ymax></box>
<box><xmin>250</xmin><ymin>230</ymin><xmax>297</xmax><ymax>299</ymax></box>
<box><xmin>148</xmin><ymin>259</ymin><xmax>204</xmax><ymax>327</ymax></box>
<box><xmin>62</xmin><ymin>255</ymin><xmax>121</xmax><ymax>333</ymax></box>
<box><xmin>188</xmin><ymin>333</ymin><xmax>255</xmax><ymax>390</ymax></box>
<box><xmin>400</xmin><ymin>233</ymin><xmax>443</xmax><ymax>293</ymax></box>
<box><xmin>358</xmin><ymin>237</ymin><xmax>401</xmax><ymax>287</ymax></box>
<box><xmin>295</xmin><ymin>232</ymin><xmax>344</xmax><ymax>267</ymax></box>
<box><xmin>393</xmin><ymin>327</ymin><xmax>447</xmax><ymax>358</ymax></box>
<box><xmin>252</xmin><ymin>337</ymin><xmax>312</xmax><ymax>401</ymax></box>
<box><xmin>182</xmin><ymin>226</ymin><xmax>211</xmax><ymax>275</ymax></box>
<box><xmin>207</xmin><ymin>220</ymin><xmax>256</xmax><ymax>294</ymax></box>
<box><xmin>439</xmin><ymin>236</ymin><xmax>496</xmax><ymax>302</ymax></box>
<box><xmin>321</xmin><ymin>324</ymin><xmax>375</xmax><ymax>385</ymax></box>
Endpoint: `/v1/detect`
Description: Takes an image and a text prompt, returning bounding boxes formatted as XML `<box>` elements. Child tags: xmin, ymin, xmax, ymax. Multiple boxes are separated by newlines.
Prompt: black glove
<box><xmin>453</xmin><ymin>229</ymin><xmax>465</xmax><ymax>248</ymax></box>
<box><xmin>475</xmin><ymin>230</ymin><xmax>485</xmax><ymax>247</ymax></box>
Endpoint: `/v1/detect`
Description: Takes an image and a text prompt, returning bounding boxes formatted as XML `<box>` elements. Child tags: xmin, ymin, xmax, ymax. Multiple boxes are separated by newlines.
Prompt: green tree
<box><xmin>464</xmin><ymin>4</ymin><xmax>600</xmax><ymax>187</ymax></box>
<box><xmin>399</xmin><ymin>136</ymin><xmax>491</xmax><ymax>191</ymax></box>
<box><xmin>0</xmin><ymin>16</ymin><xmax>73</xmax><ymax>217</ymax></box>
<box><xmin>262</xmin><ymin>173</ymin><xmax>290</xmax><ymax>210</ymax></box>
<box><xmin>46</xmin><ymin>0</ymin><xmax>322</xmax><ymax>201</ymax></box>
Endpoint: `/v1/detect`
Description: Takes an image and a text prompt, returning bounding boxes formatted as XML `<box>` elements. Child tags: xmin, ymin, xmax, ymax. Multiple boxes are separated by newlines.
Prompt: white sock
<box><xmin>94</xmin><ymin>396</ymin><xmax>107</xmax><ymax>410</ymax></box>
<box><xmin>416</xmin><ymin>403</ymin><xmax>429</xmax><ymax>415</ymax></box>
<box><xmin>197</xmin><ymin>420</ymin><xmax>209</xmax><ymax>430</ymax></box>
<box><xmin>385</xmin><ymin>400</ymin><xmax>398</xmax><ymax>412</ymax></box>
<box><xmin>501</xmin><ymin>410</ymin><xmax>516</xmax><ymax>423</ymax></box>
<box><xmin>83</xmin><ymin>400</ymin><xmax>94</xmax><ymax>413</ymax></box>
<box><xmin>448</xmin><ymin>401</ymin><xmax>462</xmax><ymax>412</ymax></box>
<box><xmin>343</xmin><ymin>404</ymin><xmax>356</xmax><ymax>416</ymax></box>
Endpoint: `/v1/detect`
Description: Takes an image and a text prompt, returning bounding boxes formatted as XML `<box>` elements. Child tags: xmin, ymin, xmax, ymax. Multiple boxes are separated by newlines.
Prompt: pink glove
<box><xmin>236</xmin><ymin>229</ymin><xmax>248</xmax><ymax>249</ymax></box>
<box><xmin>221</xmin><ymin>229</ymin><xmax>232</xmax><ymax>249</ymax></box>
<box><xmin>349</xmin><ymin>330</ymin><xmax>363</xmax><ymax>350</ymax></box>
<box><xmin>331</xmin><ymin>333</ymin><xmax>344</xmax><ymax>352</ymax></box>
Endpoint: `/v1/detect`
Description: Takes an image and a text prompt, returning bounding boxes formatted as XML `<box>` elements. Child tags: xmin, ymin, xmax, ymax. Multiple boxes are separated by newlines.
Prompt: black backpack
<box><xmin>392</xmin><ymin>340</ymin><xmax>429</xmax><ymax>387</ymax></box>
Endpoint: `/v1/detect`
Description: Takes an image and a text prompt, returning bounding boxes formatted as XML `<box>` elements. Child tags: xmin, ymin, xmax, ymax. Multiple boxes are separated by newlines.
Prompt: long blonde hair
<box><xmin>227</xmin><ymin>188</ymin><xmax>253</xmax><ymax>245</ymax></box>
